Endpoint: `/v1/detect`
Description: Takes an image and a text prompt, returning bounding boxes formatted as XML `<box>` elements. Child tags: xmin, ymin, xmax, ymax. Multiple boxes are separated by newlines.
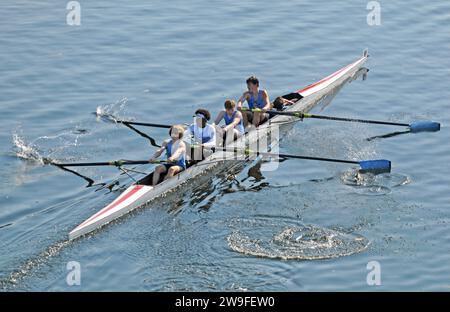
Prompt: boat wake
<box><xmin>0</xmin><ymin>240</ymin><xmax>70</xmax><ymax>291</ymax></box>
<box><xmin>227</xmin><ymin>216</ymin><xmax>369</xmax><ymax>260</ymax></box>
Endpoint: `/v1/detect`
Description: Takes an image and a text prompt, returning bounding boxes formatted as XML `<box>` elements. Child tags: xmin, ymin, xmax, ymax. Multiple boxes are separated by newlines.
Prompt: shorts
<box><xmin>245</xmin><ymin>111</ymin><xmax>268</xmax><ymax>125</ymax></box>
<box><xmin>163</xmin><ymin>163</ymin><xmax>185</xmax><ymax>171</ymax></box>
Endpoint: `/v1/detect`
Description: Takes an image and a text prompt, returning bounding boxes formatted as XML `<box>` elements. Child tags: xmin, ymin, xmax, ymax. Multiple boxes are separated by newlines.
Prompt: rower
<box><xmin>184</xmin><ymin>108</ymin><xmax>216</xmax><ymax>162</ymax></box>
<box><xmin>237</xmin><ymin>76</ymin><xmax>271</xmax><ymax>128</ymax></box>
<box><xmin>148</xmin><ymin>124</ymin><xmax>186</xmax><ymax>186</ymax></box>
<box><xmin>213</xmin><ymin>99</ymin><xmax>245</xmax><ymax>146</ymax></box>
<box><xmin>271</xmin><ymin>96</ymin><xmax>295</xmax><ymax>111</ymax></box>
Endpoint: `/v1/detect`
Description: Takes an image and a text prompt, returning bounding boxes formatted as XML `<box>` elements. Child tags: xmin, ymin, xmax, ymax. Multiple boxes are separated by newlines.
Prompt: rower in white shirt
<box><xmin>183</xmin><ymin>108</ymin><xmax>216</xmax><ymax>162</ymax></box>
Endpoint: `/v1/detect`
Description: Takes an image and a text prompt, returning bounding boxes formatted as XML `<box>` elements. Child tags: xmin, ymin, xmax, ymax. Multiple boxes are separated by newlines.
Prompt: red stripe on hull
<box><xmin>297</xmin><ymin>60</ymin><xmax>359</xmax><ymax>94</ymax></box>
<box><xmin>76</xmin><ymin>185</ymin><xmax>144</xmax><ymax>229</ymax></box>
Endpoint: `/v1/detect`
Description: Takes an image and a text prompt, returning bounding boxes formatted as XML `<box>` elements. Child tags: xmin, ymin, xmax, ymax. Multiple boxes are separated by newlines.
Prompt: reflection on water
<box><xmin>186</xmin><ymin>161</ymin><xmax>275</xmax><ymax>211</ymax></box>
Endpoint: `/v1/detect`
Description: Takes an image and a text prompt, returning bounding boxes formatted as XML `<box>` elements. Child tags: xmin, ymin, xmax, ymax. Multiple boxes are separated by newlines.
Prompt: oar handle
<box><xmin>240</xmin><ymin>107</ymin><xmax>304</xmax><ymax>118</ymax></box>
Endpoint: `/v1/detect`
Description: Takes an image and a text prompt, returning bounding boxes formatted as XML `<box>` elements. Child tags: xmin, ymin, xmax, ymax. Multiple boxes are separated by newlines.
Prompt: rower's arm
<box><xmin>262</xmin><ymin>90</ymin><xmax>271</xmax><ymax>110</ymax></box>
<box><xmin>150</xmin><ymin>141</ymin><xmax>167</xmax><ymax>160</ymax></box>
<box><xmin>225</xmin><ymin>111</ymin><xmax>242</xmax><ymax>130</ymax></box>
<box><xmin>213</xmin><ymin>111</ymin><xmax>225</xmax><ymax>125</ymax></box>
<box><xmin>237</xmin><ymin>92</ymin><xmax>248</xmax><ymax>109</ymax></box>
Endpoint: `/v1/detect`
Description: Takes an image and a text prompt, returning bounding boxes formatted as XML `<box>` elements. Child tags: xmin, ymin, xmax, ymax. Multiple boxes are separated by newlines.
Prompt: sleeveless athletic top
<box><xmin>247</xmin><ymin>90</ymin><xmax>266</xmax><ymax>109</ymax></box>
<box><xmin>165</xmin><ymin>139</ymin><xmax>186</xmax><ymax>169</ymax></box>
<box><xmin>223</xmin><ymin>110</ymin><xmax>245</xmax><ymax>134</ymax></box>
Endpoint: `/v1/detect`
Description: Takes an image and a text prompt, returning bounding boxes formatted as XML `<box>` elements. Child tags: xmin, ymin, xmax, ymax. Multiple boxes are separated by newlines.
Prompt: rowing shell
<box><xmin>69</xmin><ymin>49</ymin><xmax>369</xmax><ymax>240</ymax></box>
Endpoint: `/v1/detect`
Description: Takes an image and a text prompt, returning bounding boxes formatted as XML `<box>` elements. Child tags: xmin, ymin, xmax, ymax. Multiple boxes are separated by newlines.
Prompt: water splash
<box><xmin>12</xmin><ymin>132</ymin><xmax>44</xmax><ymax>164</ymax></box>
<box><xmin>11</xmin><ymin>125</ymin><xmax>90</xmax><ymax>165</ymax></box>
<box><xmin>341</xmin><ymin>170</ymin><xmax>411</xmax><ymax>195</ymax></box>
<box><xmin>227</xmin><ymin>217</ymin><xmax>369</xmax><ymax>260</ymax></box>
<box><xmin>95</xmin><ymin>97</ymin><xmax>129</xmax><ymax>123</ymax></box>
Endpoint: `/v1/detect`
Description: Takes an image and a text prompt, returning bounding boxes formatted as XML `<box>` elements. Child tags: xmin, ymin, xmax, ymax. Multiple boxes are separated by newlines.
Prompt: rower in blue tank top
<box><xmin>165</xmin><ymin>140</ymin><xmax>186</xmax><ymax>169</ymax></box>
<box><xmin>248</xmin><ymin>90</ymin><xmax>266</xmax><ymax>109</ymax></box>
<box><xmin>214</xmin><ymin>99</ymin><xmax>245</xmax><ymax>145</ymax></box>
<box><xmin>237</xmin><ymin>76</ymin><xmax>271</xmax><ymax>128</ymax></box>
<box><xmin>149</xmin><ymin>125</ymin><xmax>187</xmax><ymax>186</ymax></box>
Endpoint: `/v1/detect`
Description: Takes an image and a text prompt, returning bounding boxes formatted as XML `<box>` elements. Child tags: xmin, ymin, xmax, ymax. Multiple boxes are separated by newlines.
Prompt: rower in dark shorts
<box><xmin>148</xmin><ymin>124</ymin><xmax>186</xmax><ymax>186</ymax></box>
<box><xmin>213</xmin><ymin>99</ymin><xmax>245</xmax><ymax>146</ymax></box>
<box><xmin>237</xmin><ymin>76</ymin><xmax>271</xmax><ymax>128</ymax></box>
<box><xmin>183</xmin><ymin>108</ymin><xmax>217</xmax><ymax>162</ymax></box>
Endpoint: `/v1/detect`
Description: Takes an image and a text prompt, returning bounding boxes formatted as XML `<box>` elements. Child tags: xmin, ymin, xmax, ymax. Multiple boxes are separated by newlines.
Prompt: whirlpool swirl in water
<box><xmin>227</xmin><ymin>217</ymin><xmax>369</xmax><ymax>260</ymax></box>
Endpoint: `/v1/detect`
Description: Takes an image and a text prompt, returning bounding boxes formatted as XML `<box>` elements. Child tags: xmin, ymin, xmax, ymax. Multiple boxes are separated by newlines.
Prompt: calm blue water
<box><xmin>1</xmin><ymin>0</ymin><xmax>449</xmax><ymax>291</ymax></box>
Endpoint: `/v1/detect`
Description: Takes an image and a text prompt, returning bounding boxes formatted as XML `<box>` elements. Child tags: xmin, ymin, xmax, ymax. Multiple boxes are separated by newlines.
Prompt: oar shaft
<box><xmin>276</xmin><ymin>152</ymin><xmax>359</xmax><ymax>164</ymax></box>
<box><xmin>54</xmin><ymin>160</ymin><xmax>151</xmax><ymax>167</ymax></box>
<box><xmin>118</xmin><ymin>121</ymin><xmax>171</xmax><ymax>129</ymax></box>
<box><xmin>212</xmin><ymin>147</ymin><xmax>359</xmax><ymax>165</ymax></box>
<box><xmin>241</xmin><ymin>108</ymin><xmax>410</xmax><ymax>127</ymax></box>
<box><xmin>304</xmin><ymin>114</ymin><xmax>410</xmax><ymax>127</ymax></box>
<box><xmin>210</xmin><ymin>146</ymin><xmax>390</xmax><ymax>173</ymax></box>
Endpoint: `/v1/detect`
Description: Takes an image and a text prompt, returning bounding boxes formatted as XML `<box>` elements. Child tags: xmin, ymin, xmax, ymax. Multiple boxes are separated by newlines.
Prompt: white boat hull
<box><xmin>69</xmin><ymin>50</ymin><xmax>369</xmax><ymax>240</ymax></box>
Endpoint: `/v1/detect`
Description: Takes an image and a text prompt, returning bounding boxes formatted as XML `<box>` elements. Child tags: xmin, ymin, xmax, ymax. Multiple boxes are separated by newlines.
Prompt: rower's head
<box><xmin>224</xmin><ymin>99</ymin><xmax>236</xmax><ymax>115</ymax></box>
<box><xmin>246</xmin><ymin>76</ymin><xmax>259</xmax><ymax>93</ymax></box>
<box><xmin>272</xmin><ymin>96</ymin><xmax>285</xmax><ymax>111</ymax></box>
<box><xmin>194</xmin><ymin>109</ymin><xmax>211</xmax><ymax>128</ymax></box>
<box><xmin>169</xmin><ymin>124</ymin><xmax>185</xmax><ymax>140</ymax></box>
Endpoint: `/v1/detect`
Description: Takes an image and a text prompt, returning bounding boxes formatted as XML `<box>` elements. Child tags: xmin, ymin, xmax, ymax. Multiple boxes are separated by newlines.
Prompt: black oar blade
<box><xmin>409</xmin><ymin>121</ymin><xmax>440</xmax><ymax>133</ymax></box>
<box><xmin>358</xmin><ymin>159</ymin><xmax>391</xmax><ymax>174</ymax></box>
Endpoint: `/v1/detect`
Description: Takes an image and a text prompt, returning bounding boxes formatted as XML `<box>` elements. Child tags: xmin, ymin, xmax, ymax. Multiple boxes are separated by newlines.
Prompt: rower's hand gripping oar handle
<box><xmin>240</xmin><ymin>107</ymin><xmax>305</xmax><ymax>120</ymax></box>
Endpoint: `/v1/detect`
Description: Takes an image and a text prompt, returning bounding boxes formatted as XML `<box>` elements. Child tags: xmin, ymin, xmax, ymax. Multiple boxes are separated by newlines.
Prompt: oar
<box><xmin>117</xmin><ymin>120</ymin><xmax>172</xmax><ymax>129</ymax></box>
<box><xmin>95</xmin><ymin>111</ymin><xmax>172</xmax><ymax>129</ymax></box>
<box><xmin>366</xmin><ymin>130</ymin><xmax>411</xmax><ymax>141</ymax></box>
<box><xmin>241</xmin><ymin>108</ymin><xmax>441</xmax><ymax>133</ymax></box>
<box><xmin>95</xmin><ymin>111</ymin><xmax>169</xmax><ymax>145</ymax></box>
<box><xmin>208</xmin><ymin>146</ymin><xmax>391</xmax><ymax>173</ymax></box>
<box><xmin>120</xmin><ymin>122</ymin><xmax>161</xmax><ymax>147</ymax></box>
<box><xmin>56</xmin><ymin>165</ymin><xmax>96</xmax><ymax>187</ymax></box>
<box><xmin>52</xmin><ymin>159</ymin><xmax>166</xmax><ymax>167</ymax></box>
